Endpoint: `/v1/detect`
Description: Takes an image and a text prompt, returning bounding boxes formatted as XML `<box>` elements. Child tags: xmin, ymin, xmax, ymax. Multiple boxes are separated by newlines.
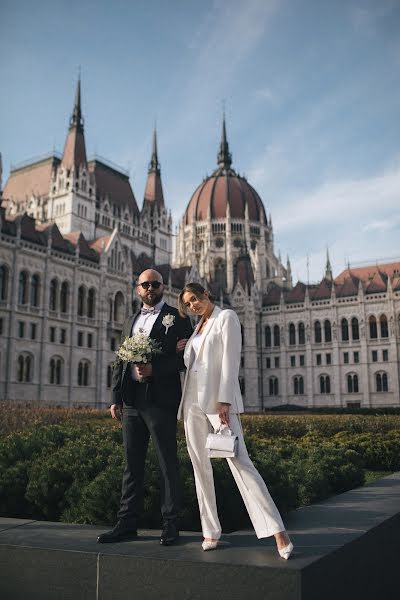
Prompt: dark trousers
<box><xmin>117</xmin><ymin>382</ymin><xmax>180</xmax><ymax>526</ymax></box>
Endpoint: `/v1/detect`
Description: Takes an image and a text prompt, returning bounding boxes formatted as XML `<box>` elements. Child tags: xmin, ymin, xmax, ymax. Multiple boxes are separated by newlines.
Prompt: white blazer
<box><xmin>178</xmin><ymin>306</ymin><xmax>244</xmax><ymax>418</ymax></box>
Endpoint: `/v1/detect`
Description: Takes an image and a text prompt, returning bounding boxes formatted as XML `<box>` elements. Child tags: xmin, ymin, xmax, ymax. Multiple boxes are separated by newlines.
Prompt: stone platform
<box><xmin>0</xmin><ymin>472</ymin><xmax>399</xmax><ymax>600</ymax></box>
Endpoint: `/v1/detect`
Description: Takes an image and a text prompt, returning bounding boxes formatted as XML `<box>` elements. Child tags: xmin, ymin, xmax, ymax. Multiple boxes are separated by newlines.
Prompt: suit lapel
<box><xmin>195</xmin><ymin>305</ymin><xmax>221</xmax><ymax>359</ymax></box>
<box><xmin>149</xmin><ymin>302</ymin><xmax>169</xmax><ymax>339</ymax></box>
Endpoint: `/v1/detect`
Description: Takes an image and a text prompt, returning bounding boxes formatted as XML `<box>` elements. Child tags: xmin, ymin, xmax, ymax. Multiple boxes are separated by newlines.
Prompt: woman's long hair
<box><xmin>178</xmin><ymin>282</ymin><xmax>215</xmax><ymax>317</ymax></box>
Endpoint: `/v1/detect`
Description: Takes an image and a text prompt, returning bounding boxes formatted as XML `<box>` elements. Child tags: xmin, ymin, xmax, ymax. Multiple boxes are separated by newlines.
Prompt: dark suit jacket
<box><xmin>111</xmin><ymin>303</ymin><xmax>193</xmax><ymax>410</ymax></box>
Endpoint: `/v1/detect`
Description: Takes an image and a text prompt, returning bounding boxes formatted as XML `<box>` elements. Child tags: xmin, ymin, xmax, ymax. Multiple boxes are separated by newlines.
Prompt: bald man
<box><xmin>98</xmin><ymin>269</ymin><xmax>192</xmax><ymax>545</ymax></box>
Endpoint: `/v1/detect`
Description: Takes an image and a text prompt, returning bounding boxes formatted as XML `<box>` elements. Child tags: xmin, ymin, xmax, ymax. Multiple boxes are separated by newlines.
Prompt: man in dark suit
<box><xmin>97</xmin><ymin>269</ymin><xmax>192</xmax><ymax>545</ymax></box>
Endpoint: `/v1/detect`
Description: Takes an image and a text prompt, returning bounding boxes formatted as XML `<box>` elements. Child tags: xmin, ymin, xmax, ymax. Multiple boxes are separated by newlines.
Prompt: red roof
<box><xmin>184</xmin><ymin>169</ymin><xmax>267</xmax><ymax>225</ymax></box>
<box><xmin>89</xmin><ymin>160</ymin><xmax>139</xmax><ymax>217</ymax></box>
<box><xmin>3</xmin><ymin>156</ymin><xmax>59</xmax><ymax>203</ymax></box>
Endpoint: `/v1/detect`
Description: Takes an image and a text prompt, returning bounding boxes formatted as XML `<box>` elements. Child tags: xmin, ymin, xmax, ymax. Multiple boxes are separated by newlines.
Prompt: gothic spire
<box><xmin>325</xmin><ymin>248</ymin><xmax>333</xmax><ymax>280</ymax></box>
<box><xmin>61</xmin><ymin>77</ymin><xmax>87</xmax><ymax>172</ymax></box>
<box><xmin>148</xmin><ymin>127</ymin><xmax>161</xmax><ymax>174</ymax></box>
<box><xmin>70</xmin><ymin>76</ymin><xmax>84</xmax><ymax>131</ymax></box>
<box><xmin>143</xmin><ymin>127</ymin><xmax>165</xmax><ymax>208</ymax></box>
<box><xmin>217</xmin><ymin>114</ymin><xmax>232</xmax><ymax>170</ymax></box>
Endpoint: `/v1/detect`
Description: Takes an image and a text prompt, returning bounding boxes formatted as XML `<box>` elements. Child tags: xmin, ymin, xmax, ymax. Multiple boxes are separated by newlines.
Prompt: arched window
<box><xmin>107</xmin><ymin>364</ymin><xmax>113</xmax><ymax>388</ymax></box>
<box><xmin>347</xmin><ymin>373</ymin><xmax>359</xmax><ymax>393</ymax></box>
<box><xmin>320</xmin><ymin>374</ymin><xmax>331</xmax><ymax>394</ymax></box>
<box><xmin>289</xmin><ymin>323</ymin><xmax>296</xmax><ymax>346</ymax></box>
<box><xmin>351</xmin><ymin>317</ymin><xmax>359</xmax><ymax>341</ymax></box>
<box><xmin>298</xmin><ymin>322</ymin><xmax>305</xmax><ymax>345</ymax></box>
<box><xmin>77</xmin><ymin>285</ymin><xmax>86</xmax><ymax>316</ymax></box>
<box><xmin>341</xmin><ymin>318</ymin><xmax>349</xmax><ymax>341</ymax></box>
<box><xmin>87</xmin><ymin>288</ymin><xmax>96</xmax><ymax>318</ymax></box>
<box><xmin>369</xmin><ymin>315</ymin><xmax>378</xmax><ymax>339</ymax></box>
<box><xmin>324</xmin><ymin>320</ymin><xmax>332</xmax><ymax>343</ymax></box>
<box><xmin>78</xmin><ymin>360</ymin><xmax>90</xmax><ymax>386</ymax></box>
<box><xmin>109</xmin><ymin>298</ymin><xmax>113</xmax><ymax>322</ymax></box>
<box><xmin>376</xmin><ymin>372</ymin><xmax>388</xmax><ymax>393</ymax></box>
<box><xmin>314</xmin><ymin>320</ymin><xmax>322</xmax><ymax>343</ymax></box>
<box><xmin>380</xmin><ymin>315</ymin><xmax>388</xmax><ymax>338</ymax></box>
<box><xmin>17</xmin><ymin>354</ymin><xmax>33</xmax><ymax>382</ymax></box>
<box><xmin>17</xmin><ymin>355</ymin><xmax>24</xmax><ymax>382</ymax></box>
<box><xmin>49</xmin><ymin>278</ymin><xmax>58</xmax><ymax>311</ymax></box>
<box><xmin>60</xmin><ymin>281</ymin><xmax>69</xmax><ymax>313</ymax></box>
<box><xmin>114</xmin><ymin>291</ymin><xmax>125</xmax><ymax>322</ymax></box>
<box><xmin>18</xmin><ymin>271</ymin><xmax>29</xmax><ymax>305</ymax></box>
<box><xmin>49</xmin><ymin>357</ymin><xmax>63</xmax><ymax>384</ymax></box>
<box><xmin>240</xmin><ymin>323</ymin><xmax>245</xmax><ymax>346</ymax></box>
<box><xmin>273</xmin><ymin>325</ymin><xmax>280</xmax><ymax>347</ymax></box>
<box><xmin>30</xmin><ymin>274</ymin><xmax>40</xmax><ymax>307</ymax></box>
<box><xmin>265</xmin><ymin>326</ymin><xmax>271</xmax><ymax>347</ymax></box>
<box><xmin>268</xmin><ymin>377</ymin><xmax>279</xmax><ymax>396</ymax></box>
<box><xmin>294</xmin><ymin>376</ymin><xmax>304</xmax><ymax>395</ymax></box>
<box><xmin>0</xmin><ymin>265</ymin><xmax>9</xmax><ymax>301</ymax></box>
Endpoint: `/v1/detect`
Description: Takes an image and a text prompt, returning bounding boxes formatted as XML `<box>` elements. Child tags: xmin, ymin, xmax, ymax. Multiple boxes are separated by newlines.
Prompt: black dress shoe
<box><xmin>160</xmin><ymin>522</ymin><xmax>179</xmax><ymax>546</ymax></box>
<box><xmin>97</xmin><ymin>520</ymin><xmax>138</xmax><ymax>543</ymax></box>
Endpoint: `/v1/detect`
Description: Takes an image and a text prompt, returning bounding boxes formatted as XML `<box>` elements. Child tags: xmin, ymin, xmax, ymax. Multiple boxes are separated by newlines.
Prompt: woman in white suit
<box><xmin>177</xmin><ymin>283</ymin><xmax>293</xmax><ymax>559</ymax></box>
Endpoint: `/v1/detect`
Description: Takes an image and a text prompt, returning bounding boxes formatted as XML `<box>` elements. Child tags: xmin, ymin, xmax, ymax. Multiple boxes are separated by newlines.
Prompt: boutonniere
<box><xmin>162</xmin><ymin>313</ymin><xmax>175</xmax><ymax>335</ymax></box>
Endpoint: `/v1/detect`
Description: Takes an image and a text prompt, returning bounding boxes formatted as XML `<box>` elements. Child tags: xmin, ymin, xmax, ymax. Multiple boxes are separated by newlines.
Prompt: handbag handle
<box><xmin>214</xmin><ymin>425</ymin><xmax>234</xmax><ymax>436</ymax></box>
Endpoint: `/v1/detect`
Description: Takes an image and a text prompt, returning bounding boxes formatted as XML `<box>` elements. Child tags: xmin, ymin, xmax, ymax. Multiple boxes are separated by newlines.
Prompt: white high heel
<box><xmin>278</xmin><ymin>541</ymin><xmax>294</xmax><ymax>560</ymax></box>
<box><xmin>202</xmin><ymin>540</ymin><xmax>218</xmax><ymax>551</ymax></box>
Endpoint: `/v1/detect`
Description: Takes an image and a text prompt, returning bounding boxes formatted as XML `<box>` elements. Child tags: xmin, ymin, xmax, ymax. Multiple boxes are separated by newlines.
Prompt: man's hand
<box><xmin>176</xmin><ymin>338</ymin><xmax>188</xmax><ymax>353</ymax></box>
<box><xmin>110</xmin><ymin>404</ymin><xmax>122</xmax><ymax>421</ymax></box>
<box><xmin>136</xmin><ymin>363</ymin><xmax>153</xmax><ymax>379</ymax></box>
<box><xmin>218</xmin><ymin>402</ymin><xmax>230</xmax><ymax>426</ymax></box>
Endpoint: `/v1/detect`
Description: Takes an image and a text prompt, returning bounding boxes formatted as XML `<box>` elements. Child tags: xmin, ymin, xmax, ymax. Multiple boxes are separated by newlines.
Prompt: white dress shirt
<box><xmin>190</xmin><ymin>333</ymin><xmax>202</xmax><ymax>373</ymax></box>
<box><xmin>131</xmin><ymin>300</ymin><xmax>164</xmax><ymax>380</ymax></box>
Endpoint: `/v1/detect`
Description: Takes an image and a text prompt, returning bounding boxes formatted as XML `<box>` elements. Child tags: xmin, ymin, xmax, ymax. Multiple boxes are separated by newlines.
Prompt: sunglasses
<box><xmin>137</xmin><ymin>281</ymin><xmax>162</xmax><ymax>290</ymax></box>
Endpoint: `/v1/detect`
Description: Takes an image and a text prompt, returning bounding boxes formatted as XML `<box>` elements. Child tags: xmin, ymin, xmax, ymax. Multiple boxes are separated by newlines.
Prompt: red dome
<box><xmin>184</xmin><ymin>169</ymin><xmax>267</xmax><ymax>225</ymax></box>
<box><xmin>184</xmin><ymin>118</ymin><xmax>267</xmax><ymax>225</ymax></box>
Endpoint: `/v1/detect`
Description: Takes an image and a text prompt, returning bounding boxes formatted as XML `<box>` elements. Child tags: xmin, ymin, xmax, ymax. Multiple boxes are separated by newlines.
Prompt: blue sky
<box><xmin>1</xmin><ymin>0</ymin><xmax>399</xmax><ymax>282</ymax></box>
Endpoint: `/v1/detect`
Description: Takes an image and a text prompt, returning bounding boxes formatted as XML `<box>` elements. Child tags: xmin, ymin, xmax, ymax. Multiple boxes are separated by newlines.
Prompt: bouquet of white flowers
<box><xmin>115</xmin><ymin>329</ymin><xmax>162</xmax><ymax>382</ymax></box>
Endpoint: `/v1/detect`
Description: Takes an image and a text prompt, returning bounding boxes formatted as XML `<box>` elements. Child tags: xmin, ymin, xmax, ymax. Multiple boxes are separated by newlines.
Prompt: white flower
<box><xmin>162</xmin><ymin>313</ymin><xmax>175</xmax><ymax>335</ymax></box>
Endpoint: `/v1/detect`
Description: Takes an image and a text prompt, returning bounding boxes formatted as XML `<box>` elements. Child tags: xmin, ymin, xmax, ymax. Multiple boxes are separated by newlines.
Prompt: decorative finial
<box><xmin>217</xmin><ymin>111</ymin><xmax>232</xmax><ymax>169</ymax></box>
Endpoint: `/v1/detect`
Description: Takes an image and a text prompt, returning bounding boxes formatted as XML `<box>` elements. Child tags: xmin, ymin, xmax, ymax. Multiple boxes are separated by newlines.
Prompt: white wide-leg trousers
<box><xmin>183</xmin><ymin>372</ymin><xmax>285</xmax><ymax>540</ymax></box>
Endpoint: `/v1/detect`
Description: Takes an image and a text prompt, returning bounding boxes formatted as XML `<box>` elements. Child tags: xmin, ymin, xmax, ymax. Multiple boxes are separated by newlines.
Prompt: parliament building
<box><xmin>1</xmin><ymin>81</ymin><xmax>399</xmax><ymax>409</ymax></box>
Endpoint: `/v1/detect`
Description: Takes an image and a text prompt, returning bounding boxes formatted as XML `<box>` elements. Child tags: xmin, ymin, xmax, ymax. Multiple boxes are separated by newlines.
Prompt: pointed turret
<box><xmin>217</xmin><ymin>114</ymin><xmax>232</xmax><ymax>170</ymax></box>
<box><xmin>61</xmin><ymin>77</ymin><xmax>87</xmax><ymax>173</ymax></box>
<box><xmin>325</xmin><ymin>248</ymin><xmax>333</xmax><ymax>280</ymax></box>
<box><xmin>143</xmin><ymin>128</ymin><xmax>165</xmax><ymax>208</ymax></box>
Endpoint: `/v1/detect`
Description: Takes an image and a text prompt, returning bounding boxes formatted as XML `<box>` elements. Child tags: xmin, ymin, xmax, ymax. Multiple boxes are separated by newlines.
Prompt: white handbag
<box><xmin>205</xmin><ymin>426</ymin><xmax>238</xmax><ymax>458</ymax></box>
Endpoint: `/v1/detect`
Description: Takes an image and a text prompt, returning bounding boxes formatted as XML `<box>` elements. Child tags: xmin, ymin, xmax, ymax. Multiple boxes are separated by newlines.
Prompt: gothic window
<box><xmin>87</xmin><ymin>288</ymin><xmax>96</xmax><ymax>318</ymax></box>
<box><xmin>240</xmin><ymin>323</ymin><xmax>245</xmax><ymax>346</ymax></box>
<box><xmin>289</xmin><ymin>323</ymin><xmax>296</xmax><ymax>346</ymax></box>
<box><xmin>114</xmin><ymin>291</ymin><xmax>125</xmax><ymax>322</ymax></box>
<box><xmin>49</xmin><ymin>278</ymin><xmax>59</xmax><ymax>311</ymax></box>
<box><xmin>369</xmin><ymin>316</ymin><xmax>378</xmax><ymax>339</ymax></box>
<box><xmin>319</xmin><ymin>374</ymin><xmax>331</xmax><ymax>394</ymax></box>
<box><xmin>347</xmin><ymin>373</ymin><xmax>359</xmax><ymax>393</ymax></box>
<box><xmin>314</xmin><ymin>320</ymin><xmax>322</xmax><ymax>343</ymax></box>
<box><xmin>273</xmin><ymin>325</ymin><xmax>280</xmax><ymax>347</ymax></box>
<box><xmin>294</xmin><ymin>376</ymin><xmax>304</xmax><ymax>395</ymax></box>
<box><xmin>376</xmin><ymin>372</ymin><xmax>388</xmax><ymax>393</ymax></box>
<box><xmin>18</xmin><ymin>271</ymin><xmax>29</xmax><ymax>305</ymax></box>
<box><xmin>107</xmin><ymin>364</ymin><xmax>113</xmax><ymax>388</ymax></box>
<box><xmin>17</xmin><ymin>353</ymin><xmax>33</xmax><ymax>382</ymax></box>
<box><xmin>351</xmin><ymin>317</ymin><xmax>359</xmax><ymax>340</ymax></box>
<box><xmin>214</xmin><ymin>259</ymin><xmax>226</xmax><ymax>288</ymax></box>
<box><xmin>30</xmin><ymin>274</ymin><xmax>40</xmax><ymax>307</ymax></box>
<box><xmin>265</xmin><ymin>326</ymin><xmax>271</xmax><ymax>347</ymax></box>
<box><xmin>341</xmin><ymin>318</ymin><xmax>349</xmax><ymax>341</ymax></box>
<box><xmin>77</xmin><ymin>285</ymin><xmax>87</xmax><ymax>316</ymax></box>
<box><xmin>60</xmin><ymin>281</ymin><xmax>69</xmax><ymax>313</ymax></box>
<box><xmin>380</xmin><ymin>315</ymin><xmax>388</xmax><ymax>338</ymax></box>
<box><xmin>298</xmin><ymin>322</ymin><xmax>305</xmax><ymax>345</ymax></box>
<box><xmin>324</xmin><ymin>320</ymin><xmax>332</xmax><ymax>342</ymax></box>
<box><xmin>0</xmin><ymin>265</ymin><xmax>9</xmax><ymax>301</ymax></box>
<box><xmin>78</xmin><ymin>360</ymin><xmax>90</xmax><ymax>386</ymax></box>
<box><xmin>49</xmin><ymin>357</ymin><xmax>63</xmax><ymax>384</ymax></box>
<box><xmin>268</xmin><ymin>377</ymin><xmax>279</xmax><ymax>396</ymax></box>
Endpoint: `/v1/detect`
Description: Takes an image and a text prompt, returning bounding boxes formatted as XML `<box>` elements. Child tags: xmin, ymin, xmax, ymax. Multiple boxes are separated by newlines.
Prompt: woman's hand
<box><xmin>176</xmin><ymin>338</ymin><xmax>188</xmax><ymax>353</ymax></box>
<box><xmin>218</xmin><ymin>402</ymin><xmax>230</xmax><ymax>426</ymax></box>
